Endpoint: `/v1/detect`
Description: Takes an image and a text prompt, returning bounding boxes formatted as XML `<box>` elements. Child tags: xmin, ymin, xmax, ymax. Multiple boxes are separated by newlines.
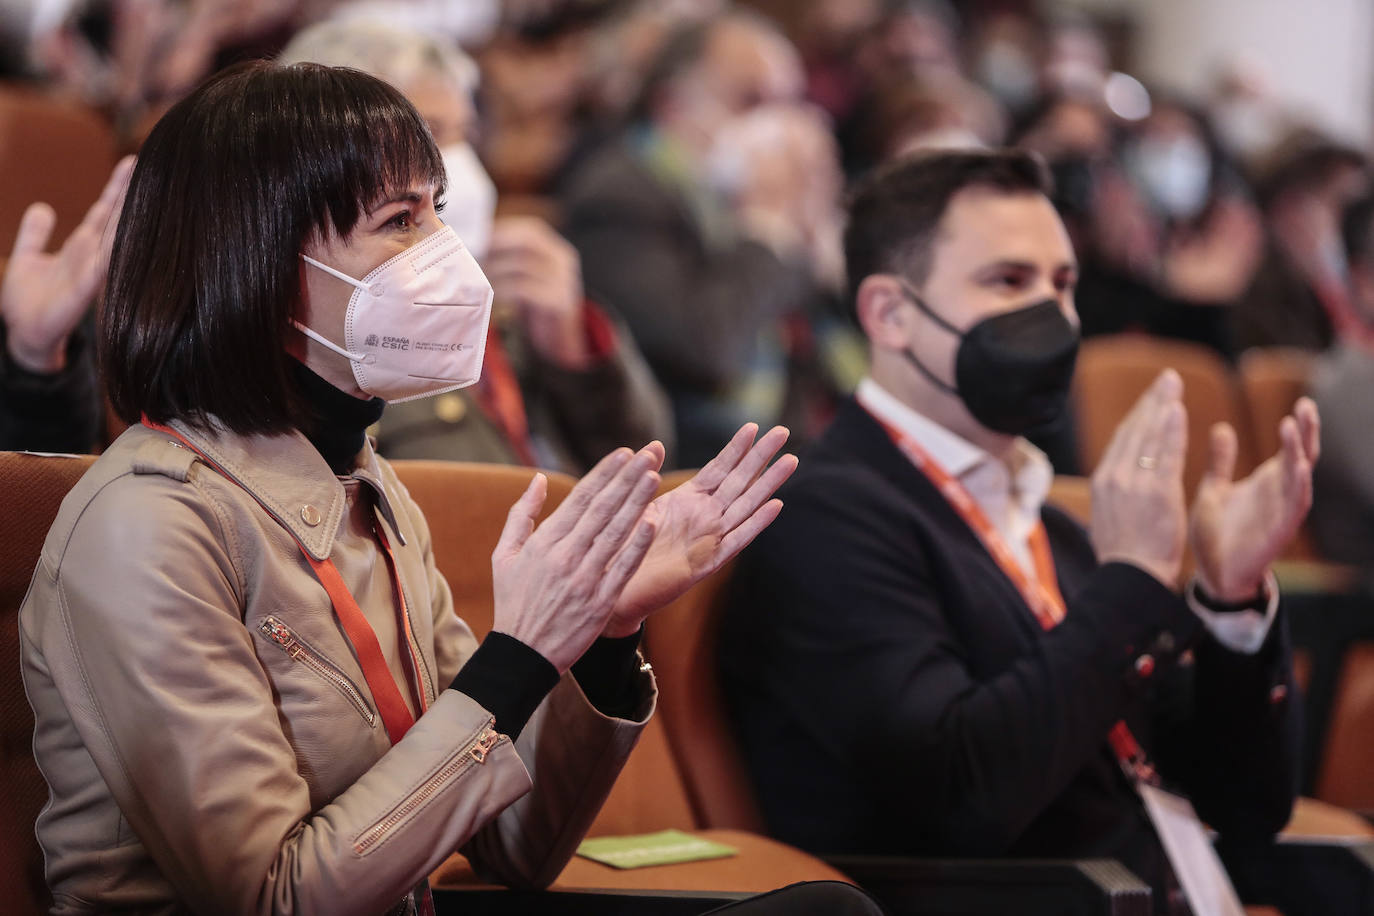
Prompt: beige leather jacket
<box><xmin>20</xmin><ymin>421</ymin><xmax>653</xmax><ymax>915</ymax></box>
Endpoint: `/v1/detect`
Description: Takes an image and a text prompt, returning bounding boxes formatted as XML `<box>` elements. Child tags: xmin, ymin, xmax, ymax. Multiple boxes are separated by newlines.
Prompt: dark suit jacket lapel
<box><xmin>827</xmin><ymin>397</ymin><xmax>1049</xmax><ymax>644</ymax></box>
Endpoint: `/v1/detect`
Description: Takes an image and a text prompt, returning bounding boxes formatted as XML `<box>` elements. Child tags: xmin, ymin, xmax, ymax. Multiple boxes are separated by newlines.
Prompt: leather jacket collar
<box><xmin>161</xmin><ymin>418</ymin><xmax>407</xmax><ymax>560</ymax></box>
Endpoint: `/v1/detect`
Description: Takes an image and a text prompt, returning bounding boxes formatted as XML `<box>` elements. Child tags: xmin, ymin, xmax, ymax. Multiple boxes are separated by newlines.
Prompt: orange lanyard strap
<box><xmin>142</xmin><ymin>419</ymin><xmax>425</xmax><ymax>746</ymax></box>
<box><xmin>374</xmin><ymin>521</ymin><xmax>430</xmax><ymax>721</ymax></box>
<box><xmin>865</xmin><ymin>406</ymin><xmax>1157</xmax><ymax>784</ymax></box>
<box><xmin>473</xmin><ymin>328</ymin><xmax>538</xmax><ymax>467</ymax></box>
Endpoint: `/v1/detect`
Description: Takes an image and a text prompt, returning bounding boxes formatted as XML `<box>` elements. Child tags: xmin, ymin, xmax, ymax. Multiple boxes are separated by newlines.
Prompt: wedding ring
<box><xmin>1137</xmin><ymin>455</ymin><xmax>1158</xmax><ymax>470</ymax></box>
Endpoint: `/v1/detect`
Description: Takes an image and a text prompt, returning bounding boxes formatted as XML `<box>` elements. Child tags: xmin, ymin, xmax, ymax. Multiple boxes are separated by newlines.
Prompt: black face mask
<box><xmin>898</xmin><ymin>286</ymin><xmax>1080</xmax><ymax>435</ymax></box>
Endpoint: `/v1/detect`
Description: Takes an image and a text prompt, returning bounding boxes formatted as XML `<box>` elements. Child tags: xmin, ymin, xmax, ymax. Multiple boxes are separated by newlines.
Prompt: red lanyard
<box><xmin>474</xmin><ymin>329</ymin><xmax>538</xmax><ymax>467</ymax></box>
<box><xmin>866</xmin><ymin>407</ymin><xmax>1157</xmax><ymax>784</ymax></box>
<box><xmin>142</xmin><ymin>419</ymin><xmax>428</xmax><ymax>746</ymax></box>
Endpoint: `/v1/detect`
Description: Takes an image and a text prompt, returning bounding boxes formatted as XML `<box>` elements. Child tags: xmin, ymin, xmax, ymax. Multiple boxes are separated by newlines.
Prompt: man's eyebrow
<box><xmin>973</xmin><ymin>259</ymin><xmax>1080</xmax><ymax>274</ymax></box>
<box><xmin>974</xmin><ymin>259</ymin><xmax>1039</xmax><ymax>274</ymax></box>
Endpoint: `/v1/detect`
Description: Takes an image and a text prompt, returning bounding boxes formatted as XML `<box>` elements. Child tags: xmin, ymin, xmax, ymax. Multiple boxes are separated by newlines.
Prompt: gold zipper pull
<box><xmin>468</xmin><ymin>727</ymin><xmax>500</xmax><ymax>764</ymax></box>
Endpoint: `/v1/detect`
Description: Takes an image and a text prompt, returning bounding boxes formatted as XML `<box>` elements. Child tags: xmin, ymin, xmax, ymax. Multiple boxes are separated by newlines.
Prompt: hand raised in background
<box><xmin>1</xmin><ymin>155</ymin><xmax>134</xmax><ymax>372</ymax></box>
<box><xmin>484</xmin><ymin>216</ymin><xmax>592</xmax><ymax>370</ymax></box>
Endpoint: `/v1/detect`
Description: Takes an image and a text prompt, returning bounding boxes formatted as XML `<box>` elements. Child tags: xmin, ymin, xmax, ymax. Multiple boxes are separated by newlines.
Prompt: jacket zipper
<box><xmin>352</xmin><ymin>719</ymin><xmax>503</xmax><ymax>856</ymax></box>
<box><xmin>258</xmin><ymin>616</ymin><xmax>377</xmax><ymax>727</ymax></box>
<box><xmin>397</xmin><ymin>583</ymin><xmax>435</xmax><ymax>706</ymax></box>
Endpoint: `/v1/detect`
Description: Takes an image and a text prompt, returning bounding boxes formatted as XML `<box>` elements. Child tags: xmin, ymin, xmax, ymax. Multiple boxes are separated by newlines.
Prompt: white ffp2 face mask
<box><xmin>295</xmin><ymin>225</ymin><xmax>494</xmax><ymax>403</ymax></box>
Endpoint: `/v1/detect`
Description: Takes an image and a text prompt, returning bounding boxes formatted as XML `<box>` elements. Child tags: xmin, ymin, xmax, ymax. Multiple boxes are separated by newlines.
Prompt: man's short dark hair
<box><xmin>843</xmin><ymin>149</ymin><xmax>1052</xmax><ymax>310</ymax></box>
<box><xmin>101</xmin><ymin>60</ymin><xmax>445</xmax><ymax>436</ymax></box>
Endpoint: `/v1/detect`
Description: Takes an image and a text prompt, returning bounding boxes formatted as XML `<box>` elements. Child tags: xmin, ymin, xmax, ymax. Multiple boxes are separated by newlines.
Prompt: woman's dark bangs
<box><xmin>288</xmin><ymin>65</ymin><xmax>447</xmax><ymax>240</ymax></box>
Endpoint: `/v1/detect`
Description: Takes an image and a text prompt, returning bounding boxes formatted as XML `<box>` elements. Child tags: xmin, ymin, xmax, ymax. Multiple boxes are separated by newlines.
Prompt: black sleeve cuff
<box><xmin>1191</xmin><ymin>577</ymin><xmax>1270</xmax><ymax>613</ymax></box>
<box><xmin>449</xmin><ymin>632</ymin><xmax>560</xmax><ymax>740</ymax></box>
<box><xmin>571</xmin><ymin>627</ymin><xmax>645</xmax><ymax>720</ymax></box>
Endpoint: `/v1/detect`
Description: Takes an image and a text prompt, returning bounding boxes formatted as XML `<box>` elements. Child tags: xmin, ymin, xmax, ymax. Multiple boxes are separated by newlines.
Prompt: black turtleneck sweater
<box><xmin>293</xmin><ymin>361</ymin><xmax>644</xmax><ymax>738</ymax></box>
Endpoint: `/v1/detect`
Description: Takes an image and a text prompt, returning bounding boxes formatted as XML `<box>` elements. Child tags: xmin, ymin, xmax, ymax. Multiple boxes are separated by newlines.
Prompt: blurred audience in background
<box><xmin>557</xmin><ymin>8</ymin><xmax>855</xmax><ymax>467</ymax></box>
<box><xmin>1235</xmin><ymin>139</ymin><xmax>1370</xmax><ymax>353</ymax></box>
<box><xmin>0</xmin><ymin>0</ymin><xmax>1371</xmax><ymax>533</ymax></box>
<box><xmin>1308</xmin><ymin>193</ymin><xmax>1374</xmax><ymax>566</ymax></box>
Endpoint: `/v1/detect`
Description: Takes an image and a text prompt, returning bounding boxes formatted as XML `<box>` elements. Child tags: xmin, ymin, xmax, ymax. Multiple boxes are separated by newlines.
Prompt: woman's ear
<box><xmin>855</xmin><ymin>274</ymin><xmax>913</xmax><ymax>352</ymax></box>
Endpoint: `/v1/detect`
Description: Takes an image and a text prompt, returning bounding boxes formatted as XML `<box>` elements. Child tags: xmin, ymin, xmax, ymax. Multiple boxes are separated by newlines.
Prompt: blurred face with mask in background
<box><xmin>651</xmin><ymin>12</ymin><xmax>846</xmax><ymax>289</ymax></box>
<box><xmin>1123</xmin><ymin>103</ymin><xmax>1216</xmax><ymax>226</ymax></box>
<box><xmin>653</xmin><ymin>12</ymin><xmax>806</xmax><ymax>162</ymax></box>
<box><xmin>1266</xmin><ymin>144</ymin><xmax>1370</xmax><ymax>293</ymax></box>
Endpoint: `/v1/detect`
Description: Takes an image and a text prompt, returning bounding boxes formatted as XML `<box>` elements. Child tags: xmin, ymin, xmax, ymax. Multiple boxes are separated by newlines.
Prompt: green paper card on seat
<box><xmin>576</xmin><ymin>829</ymin><xmax>738</xmax><ymax>869</ymax></box>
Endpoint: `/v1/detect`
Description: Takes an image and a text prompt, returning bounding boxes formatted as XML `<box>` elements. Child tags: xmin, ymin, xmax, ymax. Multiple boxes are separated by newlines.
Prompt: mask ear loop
<box><xmin>302</xmin><ymin>253</ymin><xmax>384</xmax><ymax>297</ymax></box>
<box><xmin>894</xmin><ymin>277</ymin><xmax>963</xmax><ymax>396</ymax></box>
<box><xmin>295</xmin><ymin>254</ymin><xmax>372</xmax><ymax>363</ymax></box>
<box><xmin>290</xmin><ymin>319</ymin><xmax>368</xmax><ymax>363</ymax></box>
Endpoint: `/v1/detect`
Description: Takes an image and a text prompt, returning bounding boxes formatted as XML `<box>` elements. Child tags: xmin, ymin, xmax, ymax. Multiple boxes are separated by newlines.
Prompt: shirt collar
<box><xmin>855</xmin><ymin>376</ymin><xmax>1053</xmax><ymax>516</ymax></box>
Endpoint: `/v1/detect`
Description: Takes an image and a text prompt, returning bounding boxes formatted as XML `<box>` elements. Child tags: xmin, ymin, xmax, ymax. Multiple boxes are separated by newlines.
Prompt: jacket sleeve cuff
<box><xmin>570</xmin><ymin>627</ymin><xmax>646</xmax><ymax>721</ymax></box>
<box><xmin>1184</xmin><ymin>570</ymin><xmax>1280</xmax><ymax>655</ymax></box>
<box><xmin>450</xmin><ymin>632</ymin><xmax>560</xmax><ymax>740</ymax></box>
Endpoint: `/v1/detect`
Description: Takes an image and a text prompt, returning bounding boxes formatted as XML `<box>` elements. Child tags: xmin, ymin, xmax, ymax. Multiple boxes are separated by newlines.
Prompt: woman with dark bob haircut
<box><xmin>15</xmin><ymin>61</ymin><xmax>857</xmax><ymax>915</ymax></box>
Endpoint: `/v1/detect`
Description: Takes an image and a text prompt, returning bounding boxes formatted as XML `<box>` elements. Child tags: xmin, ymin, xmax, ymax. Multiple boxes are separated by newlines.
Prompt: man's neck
<box><xmin>869</xmin><ymin>363</ymin><xmax>1019</xmax><ymax>467</ymax></box>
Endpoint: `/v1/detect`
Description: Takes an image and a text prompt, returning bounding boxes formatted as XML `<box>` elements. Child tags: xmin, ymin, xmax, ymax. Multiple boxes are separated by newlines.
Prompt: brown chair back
<box><xmin>389</xmin><ymin>461</ymin><xmax>575</xmax><ymax>638</ymax></box>
<box><xmin>388</xmin><ymin>460</ymin><xmax>699</xmax><ymax>835</ymax></box>
<box><xmin>1238</xmin><ymin>348</ymin><xmax>1319</xmax><ymax>560</ymax></box>
<box><xmin>638</xmin><ymin>469</ymin><xmax>769</xmax><ymax>832</ymax></box>
<box><xmin>1047</xmin><ymin>475</ymin><xmax>1093</xmax><ymax>528</ymax></box>
<box><xmin>1073</xmin><ymin>335</ymin><xmax>1254</xmax><ymax>497</ymax></box>
<box><xmin>1314</xmin><ymin>642</ymin><xmax>1374</xmax><ymax>815</ymax></box>
<box><xmin>0</xmin><ymin>451</ymin><xmax>96</xmax><ymax>916</ymax></box>
<box><xmin>0</xmin><ymin>85</ymin><xmax>116</xmax><ymax>252</ymax></box>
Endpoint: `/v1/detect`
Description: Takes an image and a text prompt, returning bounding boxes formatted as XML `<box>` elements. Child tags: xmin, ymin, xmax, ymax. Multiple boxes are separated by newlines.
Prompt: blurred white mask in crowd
<box><xmin>975</xmin><ymin>40</ymin><xmax>1038</xmax><ymax>112</ymax></box>
<box><xmin>1126</xmin><ymin>134</ymin><xmax>1212</xmax><ymax>221</ymax></box>
<box><xmin>439</xmin><ymin>142</ymin><xmax>497</xmax><ymax>260</ymax></box>
<box><xmin>704</xmin><ymin>103</ymin><xmax>834</xmax><ymax>196</ymax></box>
<box><xmin>1213</xmin><ymin>99</ymin><xmax>1285</xmax><ymax>162</ymax></box>
<box><xmin>296</xmin><ymin>226</ymin><xmax>494</xmax><ymax>402</ymax></box>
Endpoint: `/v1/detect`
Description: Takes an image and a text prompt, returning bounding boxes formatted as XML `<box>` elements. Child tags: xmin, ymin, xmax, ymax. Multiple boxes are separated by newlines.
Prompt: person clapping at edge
<box><xmin>0</xmin><ymin>156</ymin><xmax>132</xmax><ymax>452</ymax></box>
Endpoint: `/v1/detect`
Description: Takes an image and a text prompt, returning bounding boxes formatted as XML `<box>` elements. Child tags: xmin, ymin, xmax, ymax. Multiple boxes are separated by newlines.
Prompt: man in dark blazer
<box><xmin>720</xmin><ymin>149</ymin><xmax>1321</xmax><ymax>912</ymax></box>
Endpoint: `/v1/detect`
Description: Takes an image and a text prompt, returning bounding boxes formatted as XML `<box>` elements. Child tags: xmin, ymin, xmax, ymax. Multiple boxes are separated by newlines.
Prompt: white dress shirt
<box><xmin>855</xmin><ymin>377</ymin><xmax>1277</xmax><ymax>654</ymax></box>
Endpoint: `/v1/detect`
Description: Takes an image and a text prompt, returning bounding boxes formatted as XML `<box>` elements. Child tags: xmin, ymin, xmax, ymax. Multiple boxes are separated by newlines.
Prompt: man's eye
<box><xmin>388</xmin><ymin>211</ymin><xmax>412</xmax><ymax>230</ymax></box>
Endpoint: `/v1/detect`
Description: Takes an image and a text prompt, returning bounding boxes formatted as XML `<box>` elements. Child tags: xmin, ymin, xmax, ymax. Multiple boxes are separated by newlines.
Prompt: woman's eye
<box><xmin>387</xmin><ymin>211</ymin><xmax>412</xmax><ymax>230</ymax></box>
